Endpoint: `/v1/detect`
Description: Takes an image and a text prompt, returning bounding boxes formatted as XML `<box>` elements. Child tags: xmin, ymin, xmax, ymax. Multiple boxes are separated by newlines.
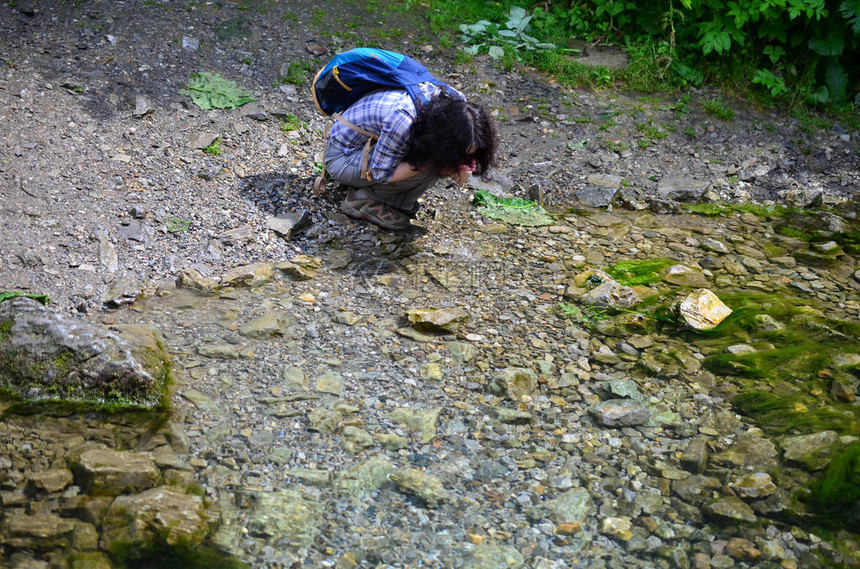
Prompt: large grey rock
<box><xmin>0</xmin><ymin>298</ymin><xmax>169</xmax><ymax>407</ymax></box>
<box><xmin>780</xmin><ymin>431</ymin><xmax>841</xmax><ymax>470</ymax></box>
<box><xmin>100</xmin><ymin>487</ymin><xmax>210</xmax><ymax>550</ymax></box>
<box><xmin>588</xmin><ymin>399</ymin><xmax>651</xmax><ymax>427</ymax></box>
<box><xmin>551</xmin><ymin>487</ymin><xmax>594</xmax><ymax>523</ymax></box>
<box><xmin>657</xmin><ymin>176</ymin><xmax>709</xmax><ymax>202</ymax></box>
<box><xmin>246</xmin><ymin>489</ymin><xmax>322</xmax><ymax>547</ymax></box>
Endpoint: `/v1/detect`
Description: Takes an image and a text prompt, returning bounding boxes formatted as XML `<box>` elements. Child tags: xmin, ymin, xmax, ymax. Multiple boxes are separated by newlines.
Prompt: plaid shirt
<box><xmin>328</xmin><ymin>82</ymin><xmax>464</xmax><ymax>183</ymax></box>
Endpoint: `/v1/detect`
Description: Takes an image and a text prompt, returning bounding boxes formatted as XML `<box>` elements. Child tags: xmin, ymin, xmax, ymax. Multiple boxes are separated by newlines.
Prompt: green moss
<box><xmin>731</xmin><ymin>390</ymin><xmax>860</xmax><ymax>436</ymax></box>
<box><xmin>805</xmin><ymin>444</ymin><xmax>860</xmax><ymax>527</ymax></box>
<box><xmin>682</xmin><ymin>202</ymin><xmax>802</xmax><ymax>219</ymax></box>
<box><xmin>607</xmin><ymin>258</ymin><xmax>676</xmax><ymax>286</ymax></box>
<box><xmin>0</xmin><ymin>318</ymin><xmax>12</xmax><ymax>338</ymax></box>
<box><xmin>109</xmin><ymin>534</ymin><xmax>248</xmax><ymax>569</ymax></box>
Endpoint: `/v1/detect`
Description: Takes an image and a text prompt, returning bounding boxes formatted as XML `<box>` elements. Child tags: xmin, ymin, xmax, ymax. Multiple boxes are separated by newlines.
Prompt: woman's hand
<box><xmin>452</xmin><ymin>160</ymin><xmax>476</xmax><ymax>186</ymax></box>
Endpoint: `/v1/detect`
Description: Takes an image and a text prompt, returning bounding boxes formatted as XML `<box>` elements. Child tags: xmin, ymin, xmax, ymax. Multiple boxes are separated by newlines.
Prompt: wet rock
<box><xmin>220</xmin><ymin>262</ymin><xmax>274</xmax><ymax>287</ymax></box>
<box><xmin>488</xmin><ymin>367</ymin><xmax>538</xmax><ymax>402</ymax></box>
<box><xmin>680</xmin><ymin>437</ymin><xmax>710</xmax><ymax>473</ymax></box>
<box><xmin>679</xmin><ymin>289</ymin><xmax>732</xmax><ymax>330</ymax></box>
<box><xmin>705</xmin><ymin>496</ymin><xmax>757</xmax><ymax>524</ymax></box>
<box><xmin>601</xmin><ymin>516</ymin><xmax>634</xmax><ymax>540</ymax></box>
<box><xmin>276</xmin><ymin>255</ymin><xmax>323</xmax><ymax>280</ymax></box>
<box><xmin>335</xmin><ymin>458</ymin><xmax>396</xmax><ymax>499</ymax></box>
<box><xmin>100</xmin><ymin>487</ymin><xmax>210</xmax><ymax>549</ymax></box>
<box><xmin>389</xmin><ymin>407</ymin><xmax>441</xmax><ymax>443</ymax></box>
<box><xmin>579</xmin><ymin>279</ymin><xmax>640</xmax><ymax>309</ymax></box>
<box><xmin>464</xmin><ymin>544</ymin><xmax>525</xmax><ymax>569</ymax></box>
<box><xmin>731</xmin><ymin>472</ymin><xmax>777</xmax><ymax>499</ymax></box>
<box><xmin>73</xmin><ymin>449</ymin><xmax>160</xmax><ymax>494</ymax></box>
<box><xmin>246</xmin><ymin>489</ymin><xmax>321</xmax><ymax>547</ymax></box>
<box><xmin>550</xmin><ymin>487</ymin><xmax>594</xmax><ymax>523</ymax></box>
<box><xmin>672</xmin><ymin>475</ymin><xmax>722</xmax><ymax>505</ymax></box>
<box><xmin>482</xmin><ymin>405</ymin><xmax>534</xmax><ymax>424</ymax></box>
<box><xmin>0</xmin><ymin>298</ymin><xmax>167</xmax><ymax>406</ymax></box>
<box><xmin>177</xmin><ymin>268</ymin><xmax>218</xmax><ymax>293</ymax></box>
<box><xmin>712</xmin><ymin>433</ymin><xmax>778</xmax><ymax>469</ymax></box>
<box><xmin>780</xmin><ymin>431</ymin><xmax>840</xmax><ymax>470</ymax></box>
<box><xmin>239</xmin><ymin>311</ymin><xmax>294</xmax><ymax>338</ymax></box>
<box><xmin>1</xmin><ymin>513</ymin><xmax>76</xmax><ymax>549</ymax></box>
<box><xmin>830</xmin><ymin>376</ymin><xmax>858</xmax><ymax>403</ymax></box>
<box><xmin>588</xmin><ymin>399</ymin><xmax>651</xmax><ymax>427</ymax></box>
<box><xmin>662</xmin><ymin>264</ymin><xmax>710</xmax><ymax>288</ymax></box>
<box><xmin>405</xmin><ymin>307</ymin><xmax>469</xmax><ymax>332</ymax></box>
<box><xmin>390</xmin><ymin>468</ymin><xmax>450</xmax><ymax>508</ymax></box>
<box><xmin>102</xmin><ymin>277</ymin><xmax>141</xmax><ymax>308</ymax></box>
<box><xmin>725</xmin><ymin>537</ymin><xmax>762</xmax><ymax>561</ymax></box>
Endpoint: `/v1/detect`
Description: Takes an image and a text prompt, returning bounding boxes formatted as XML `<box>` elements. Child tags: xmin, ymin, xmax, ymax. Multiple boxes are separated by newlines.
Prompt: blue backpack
<box><xmin>311</xmin><ymin>48</ymin><xmax>450</xmax><ymax>116</ymax></box>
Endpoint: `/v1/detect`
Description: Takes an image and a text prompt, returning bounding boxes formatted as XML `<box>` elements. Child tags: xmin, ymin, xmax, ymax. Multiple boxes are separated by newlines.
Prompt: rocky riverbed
<box><xmin>1</xmin><ymin>1</ymin><xmax>859</xmax><ymax>568</ymax></box>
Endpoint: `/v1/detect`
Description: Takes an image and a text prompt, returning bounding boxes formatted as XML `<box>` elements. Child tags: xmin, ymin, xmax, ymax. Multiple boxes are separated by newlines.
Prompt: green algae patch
<box><xmin>685</xmin><ymin>291</ymin><xmax>860</xmax><ymax>436</ymax></box>
<box><xmin>683</xmin><ymin>202</ymin><xmax>801</xmax><ymax>219</ymax></box>
<box><xmin>109</xmin><ymin>535</ymin><xmax>247</xmax><ymax>569</ymax></box>
<box><xmin>732</xmin><ymin>390</ymin><xmax>859</xmax><ymax>436</ymax></box>
<box><xmin>805</xmin><ymin>443</ymin><xmax>860</xmax><ymax>527</ymax></box>
<box><xmin>608</xmin><ymin>258</ymin><xmax>676</xmax><ymax>286</ymax></box>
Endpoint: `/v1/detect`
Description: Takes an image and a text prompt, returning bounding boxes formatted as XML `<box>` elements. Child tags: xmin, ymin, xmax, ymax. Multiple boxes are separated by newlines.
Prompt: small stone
<box><xmin>732</xmin><ymin>472</ymin><xmax>777</xmax><ymax>499</ymax></box>
<box><xmin>725</xmin><ymin>537</ymin><xmax>762</xmax><ymax>561</ymax></box>
<box><xmin>389</xmin><ymin>468</ymin><xmax>450</xmax><ymax>508</ymax></box>
<box><xmin>679</xmin><ymin>289</ymin><xmax>732</xmax><ymax>330</ymax></box>
<box><xmin>405</xmin><ymin>307</ymin><xmax>469</xmax><ymax>332</ymax></box>
<box><xmin>705</xmin><ymin>496</ymin><xmax>757</xmax><ymax>523</ymax></box>
<box><xmin>588</xmin><ymin>399</ymin><xmax>651</xmax><ymax>427</ymax></box>
<box><xmin>419</xmin><ymin>363</ymin><xmax>443</xmax><ymax>381</ymax></box>
<box><xmin>600</xmin><ymin>516</ymin><xmax>633</xmax><ymax>541</ymax></box>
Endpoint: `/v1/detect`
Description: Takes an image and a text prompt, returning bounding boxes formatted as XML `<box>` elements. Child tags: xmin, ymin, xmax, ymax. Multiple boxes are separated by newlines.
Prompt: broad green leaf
<box><xmin>824</xmin><ymin>58</ymin><xmax>849</xmax><ymax>101</ymax></box>
<box><xmin>497</xmin><ymin>29</ymin><xmax>517</xmax><ymax>37</ymax></box>
<box><xmin>488</xmin><ymin>45</ymin><xmax>505</xmax><ymax>59</ymax></box>
<box><xmin>0</xmin><ymin>291</ymin><xmax>50</xmax><ymax>304</ymax></box>
<box><xmin>841</xmin><ymin>0</ymin><xmax>860</xmax><ymax>33</ymax></box>
<box><xmin>180</xmin><ymin>72</ymin><xmax>255</xmax><ymax>110</ymax></box>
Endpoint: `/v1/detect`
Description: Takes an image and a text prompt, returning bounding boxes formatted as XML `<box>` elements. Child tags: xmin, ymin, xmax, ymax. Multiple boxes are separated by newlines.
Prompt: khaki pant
<box><xmin>324</xmin><ymin>138</ymin><xmax>440</xmax><ymax>213</ymax></box>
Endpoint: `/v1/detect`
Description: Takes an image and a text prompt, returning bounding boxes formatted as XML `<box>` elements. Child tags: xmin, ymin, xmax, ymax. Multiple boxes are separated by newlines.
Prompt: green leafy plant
<box><xmin>703</xmin><ymin>98</ymin><xmax>735</xmax><ymax>120</ymax></box>
<box><xmin>282</xmin><ymin>61</ymin><xmax>314</xmax><ymax>86</ymax></box>
<box><xmin>203</xmin><ymin>138</ymin><xmax>221</xmax><ymax>156</ymax></box>
<box><xmin>281</xmin><ymin>114</ymin><xmax>305</xmax><ymax>132</ymax></box>
<box><xmin>179</xmin><ymin>72</ymin><xmax>255</xmax><ymax>110</ymax></box>
<box><xmin>459</xmin><ymin>6</ymin><xmax>566</xmax><ymax>60</ymax></box>
<box><xmin>164</xmin><ymin>217</ymin><xmax>192</xmax><ymax>233</ymax></box>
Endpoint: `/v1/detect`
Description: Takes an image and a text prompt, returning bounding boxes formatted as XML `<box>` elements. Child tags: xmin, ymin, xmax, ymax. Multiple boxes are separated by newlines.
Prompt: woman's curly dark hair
<box><xmin>403</xmin><ymin>90</ymin><xmax>498</xmax><ymax>179</ymax></box>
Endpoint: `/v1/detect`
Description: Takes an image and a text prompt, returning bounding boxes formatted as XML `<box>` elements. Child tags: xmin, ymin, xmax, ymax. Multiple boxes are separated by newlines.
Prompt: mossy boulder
<box><xmin>0</xmin><ymin>298</ymin><xmax>170</xmax><ymax>411</ymax></box>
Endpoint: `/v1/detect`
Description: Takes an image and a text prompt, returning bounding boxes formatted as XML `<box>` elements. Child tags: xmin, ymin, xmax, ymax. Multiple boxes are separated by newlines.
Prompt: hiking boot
<box><xmin>341</xmin><ymin>190</ymin><xmax>411</xmax><ymax>231</ymax></box>
<box><xmin>340</xmin><ymin>188</ymin><xmax>375</xmax><ymax>218</ymax></box>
